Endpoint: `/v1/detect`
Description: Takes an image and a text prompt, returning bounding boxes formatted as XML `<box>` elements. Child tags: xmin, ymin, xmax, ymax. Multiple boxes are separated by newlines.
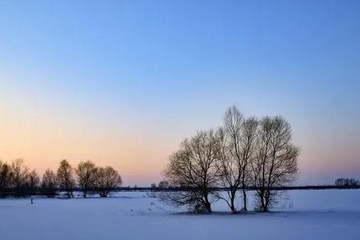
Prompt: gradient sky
<box><xmin>1</xmin><ymin>0</ymin><xmax>359</xmax><ymax>186</ymax></box>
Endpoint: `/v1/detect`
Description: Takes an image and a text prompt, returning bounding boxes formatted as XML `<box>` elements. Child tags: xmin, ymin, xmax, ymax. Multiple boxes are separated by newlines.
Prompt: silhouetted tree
<box><xmin>158</xmin><ymin>180</ymin><xmax>169</xmax><ymax>188</ymax></box>
<box><xmin>0</xmin><ymin>160</ymin><xmax>13</xmax><ymax>197</ymax></box>
<box><xmin>10</xmin><ymin>159</ymin><xmax>30</xmax><ymax>197</ymax></box>
<box><xmin>76</xmin><ymin>160</ymin><xmax>97</xmax><ymax>198</ymax></box>
<box><xmin>335</xmin><ymin>178</ymin><xmax>359</xmax><ymax>187</ymax></box>
<box><xmin>216</xmin><ymin>106</ymin><xmax>258</xmax><ymax>213</ymax></box>
<box><xmin>57</xmin><ymin>159</ymin><xmax>75</xmax><ymax>198</ymax></box>
<box><xmin>26</xmin><ymin>169</ymin><xmax>40</xmax><ymax>196</ymax></box>
<box><xmin>151</xmin><ymin>183</ymin><xmax>157</xmax><ymax>189</ymax></box>
<box><xmin>252</xmin><ymin>116</ymin><xmax>299</xmax><ymax>212</ymax></box>
<box><xmin>94</xmin><ymin>166</ymin><xmax>122</xmax><ymax>197</ymax></box>
<box><xmin>160</xmin><ymin>130</ymin><xmax>221</xmax><ymax>213</ymax></box>
<box><xmin>41</xmin><ymin>169</ymin><xmax>58</xmax><ymax>198</ymax></box>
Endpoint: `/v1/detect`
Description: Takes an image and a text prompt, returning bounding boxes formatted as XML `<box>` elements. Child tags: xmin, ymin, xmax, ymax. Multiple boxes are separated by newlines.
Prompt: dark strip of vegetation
<box><xmin>0</xmin><ymin>159</ymin><xmax>122</xmax><ymax>198</ymax></box>
<box><xmin>1</xmin><ymin>185</ymin><xmax>358</xmax><ymax>198</ymax></box>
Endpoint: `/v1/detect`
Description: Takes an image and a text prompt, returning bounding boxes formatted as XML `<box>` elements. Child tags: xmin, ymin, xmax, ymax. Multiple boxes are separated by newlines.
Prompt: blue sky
<box><xmin>0</xmin><ymin>0</ymin><xmax>359</xmax><ymax>185</ymax></box>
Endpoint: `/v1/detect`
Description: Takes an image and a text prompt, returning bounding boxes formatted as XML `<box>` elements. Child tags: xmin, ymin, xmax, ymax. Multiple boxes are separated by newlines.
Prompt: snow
<box><xmin>0</xmin><ymin>190</ymin><xmax>359</xmax><ymax>240</ymax></box>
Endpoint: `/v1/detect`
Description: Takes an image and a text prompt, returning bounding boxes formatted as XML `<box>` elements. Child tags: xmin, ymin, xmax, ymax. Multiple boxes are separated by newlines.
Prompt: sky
<box><xmin>0</xmin><ymin>0</ymin><xmax>359</xmax><ymax>186</ymax></box>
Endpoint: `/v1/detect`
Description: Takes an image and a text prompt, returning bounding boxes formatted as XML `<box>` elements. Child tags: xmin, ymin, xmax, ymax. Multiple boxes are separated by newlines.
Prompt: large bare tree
<box><xmin>160</xmin><ymin>130</ymin><xmax>221</xmax><ymax>213</ymax></box>
<box><xmin>76</xmin><ymin>160</ymin><xmax>97</xmax><ymax>198</ymax></box>
<box><xmin>252</xmin><ymin>116</ymin><xmax>299</xmax><ymax>212</ymax></box>
<box><xmin>94</xmin><ymin>166</ymin><xmax>122</xmax><ymax>197</ymax></box>
<box><xmin>217</xmin><ymin>106</ymin><xmax>258</xmax><ymax>213</ymax></box>
<box><xmin>57</xmin><ymin>159</ymin><xmax>75</xmax><ymax>198</ymax></box>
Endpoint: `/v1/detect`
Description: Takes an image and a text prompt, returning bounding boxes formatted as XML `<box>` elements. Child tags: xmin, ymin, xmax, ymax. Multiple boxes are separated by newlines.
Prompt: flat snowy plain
<box><xmin>0</xmin><ymin>190</ymin><xmax>359</xmax><ymax>240</ymax></box>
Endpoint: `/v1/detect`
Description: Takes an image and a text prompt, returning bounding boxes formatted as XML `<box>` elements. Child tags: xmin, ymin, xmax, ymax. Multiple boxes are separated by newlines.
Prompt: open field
<box><xmin>1</xmin><ymin>190</ymin><xmax>359</xmax><ymax>240</ymax></box>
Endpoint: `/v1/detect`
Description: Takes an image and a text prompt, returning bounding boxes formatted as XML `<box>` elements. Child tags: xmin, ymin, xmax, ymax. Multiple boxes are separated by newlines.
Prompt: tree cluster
<box><xmin>0</xmin><ymin>159</ymin><xmax>39</xmax><ymax>198</ymax></box>
<box><xmin>335</xmin><ymin>178</ymin><xmax>359</xmax><ymax>187</ymax></box>
<box><xmin>159</xmin><ymin>106</ymin><xmax>300</xmax><ymax>213</ymax></box>
<box><xmin>0</xmin><ymin>159</ymin><xmax>122</xmax><ymax>198</ymax></box>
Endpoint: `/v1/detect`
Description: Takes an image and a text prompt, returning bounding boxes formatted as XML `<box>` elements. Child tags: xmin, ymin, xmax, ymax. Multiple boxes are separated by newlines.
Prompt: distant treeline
<box><xmin>1</xmin><ymin>185</ymin><xmax>359</xmax><ymax>197</ymax></box>
<box><xmin>119</xmin><ymin>185</ymin><xmax>360</xmax><ymax>191</ymax></box>
<box><xmin>0</xmin><ymin>159</ymin><xmax>122</xmax><ymax>198</ymax></box>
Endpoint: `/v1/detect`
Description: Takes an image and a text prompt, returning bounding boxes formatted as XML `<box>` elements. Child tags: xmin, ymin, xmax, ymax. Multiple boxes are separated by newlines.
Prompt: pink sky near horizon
<box><xmin>1</xmin><ymin>97</ymin><xmax>359</xmax><ymax>186</ymax></box>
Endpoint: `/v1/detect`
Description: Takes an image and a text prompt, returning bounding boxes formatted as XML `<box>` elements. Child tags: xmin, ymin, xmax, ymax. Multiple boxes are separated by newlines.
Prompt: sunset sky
<box><xmin>1</xmin><ymin>0</ymin><xmax>359</xmax><ymax>186</ymax></box>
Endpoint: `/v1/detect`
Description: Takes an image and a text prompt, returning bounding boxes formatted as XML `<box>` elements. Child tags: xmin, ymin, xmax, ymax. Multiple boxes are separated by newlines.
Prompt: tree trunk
<box><xmin>230</xmin><ymin>198</ymin><xmax>235</xmax><ymax>213</ymax></box>
<box><xmin>260</xmin><ymin>190</ymin><xmax>266</xmax><ymax>212</ymax></box>
<box><xmin>230</xmin><ymin>190</ymin><xmax>237</xmax><ymax>213</ymax></box>
<box><xmin>204</xmin><ymin>201</ymin><xmax>212</xmax><ymax>213</ymax></box>
<box><xmin>204</xmin><ymin>194</ymin><xmax>212</xmax><ymax>213</ymax></box>
<box><xmin>242</xmin><ymin>188</ymin><xmax>247</xmax><ymax>212</ymax></box>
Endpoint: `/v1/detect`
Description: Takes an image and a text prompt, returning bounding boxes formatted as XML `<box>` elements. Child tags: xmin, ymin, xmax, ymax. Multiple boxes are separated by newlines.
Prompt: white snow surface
<box><xmin>0</xmin><ymin>190</ymin><xmax>359</xmax><ymax>240</ymax></box>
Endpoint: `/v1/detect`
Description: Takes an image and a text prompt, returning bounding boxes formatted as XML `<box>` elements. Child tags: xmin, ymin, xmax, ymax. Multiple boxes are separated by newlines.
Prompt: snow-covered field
<box><xmin>0</xmin><ymin>190</ymin><xmax>359</xmax><ymax>240</ymax></box>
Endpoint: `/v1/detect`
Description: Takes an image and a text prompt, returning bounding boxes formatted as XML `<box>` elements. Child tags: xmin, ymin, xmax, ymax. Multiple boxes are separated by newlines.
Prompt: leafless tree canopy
<box><xmin>57</xmin><ymin>159</ymin><xmax>75</xmax><ymax>198</ymax></box>
<box><xmin>94</xmin><ymin>166</ymin><xmax>122</xmax><ymax>197</ymax></box>
<box><xmin>335</xmin><ymin>178</ymin><xmax>359</xmax><ymax>186</ymax></box>
<box><xmin>11</xmin><ymin>159</ymin><xmax>30</xmax><ymax>197</ymax></box>
<box><xmin>0</xmin><ymin>159</ymin><xmax>123</xmax><ymax>198</ymax></box>
<box><xmin>160</xmin><ymin>130</ymin><xmax>221</xmax><ymax>213</ymax></box>
<box><xmin>0</xmin><ymin>160</ymin><xmax>13</xmax><ymax>197</ymax></box>
<box><xmin>76</xmin><ymin>160</ymin><xmax>97</xmax><ymax>198</ymax></box>
<box><xmin>161</xmin><ymin>106</ymin><xmax>300</xmax><ymax>213</ymax></box>
<box><xmin>27</xmin><ymin>169</ymin><xmax>40</xmax><ymax>196</ymax></box>
<box><xmin>41</xmin><ymin>169</ymin><xmax>58</xmax><ymax>198</ymax></box>
<box><xmin>252</xmin><ymin>116</ymin><xmax>299</xmax><ymax>212</ymax></box>
<box><xmin>217</xmin><ymin>106</ymin><xmax>258</xmax><ymax>213</ymax></box>
<box><xmin>158</xmin><ymin>180</ymin><xmax>170</xmax><ymax>188</ymax></box>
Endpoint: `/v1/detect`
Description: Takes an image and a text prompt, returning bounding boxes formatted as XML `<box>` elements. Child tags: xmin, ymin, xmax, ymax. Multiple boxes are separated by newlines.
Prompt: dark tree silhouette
<box><xmin>252</xmin><ymin>116</ymin><xmax>299</xmax><ymax>212</ymax></box>
<box><xmin>41</xmin><ymin>169</ymin><xmax>58</xmax><ymax>198</ymax></box>
<box><xmin>160</xmin><ymin>130</ymin><xmax>221</xmax><ymax>213</ymax></box>
<box><xmin>10</xmin><ymin>159</ymin><xmax>30</xmax><ymax>197</ymax></box>
<box><xmin>217</xmin><ymin>106</ymin><xmax>258</xmax><ymax>213</ymax></box>
<box><xmin>94</xmin><ymin>166</ymin><xmax>122</xmax><ymax>197</ymax></box>
<box><xmin>335</xmin><ymin>178</ymin><xmax>359</xmax><ymax>186</ymax></box>
<box><xmin>158</xmin><ymin>180</ymin><xmax>169</xmax><ymax>188</ymax></box>
<box><xmin>0</xmin><ymin>161</ymin><xmax>13</xmax><ymax>197</ymax></box>
<box><xmin>76</xmin><ymin>160</ymin><xmax>97</xmax><ymax>198</ymax></box>
<box><xmin>27</xmin><ymin>169</ymin><xmax>40</xmax><ymax>196</ymax></box>
<box><xmin>57</xmin><ymin>159</ymin><xmax>75</xmax><ymax>198</ymax></box>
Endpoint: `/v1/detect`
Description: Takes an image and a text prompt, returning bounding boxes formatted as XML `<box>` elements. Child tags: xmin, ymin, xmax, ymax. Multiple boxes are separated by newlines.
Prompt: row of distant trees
<box><xmin>335</xmin><ymin>178</ymin><xmax>359</xmax><ymax>187</ymax></box>
<box><xmin>157</xmin><ymin>106</ymin><xmax>300</xmax><ymax>213</ymax></box>
<box><xmin>0</xmin><ymin>159</ymin><xmax>122</xmax><ymax>198</ymax></box>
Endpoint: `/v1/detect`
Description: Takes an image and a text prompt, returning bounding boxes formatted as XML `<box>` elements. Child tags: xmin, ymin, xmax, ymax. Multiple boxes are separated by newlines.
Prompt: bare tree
<box><xmin>76</xmin><ymin>160</ymin><xmax>97</xmax><ymax>198</ymax></box>
<box><xmin>158</xmin><ymin>180</ymin><xmax>170</xmax><ymax>188</ymax></box>
<box><xmin>335</xmin><ymin>178</ymin><xmax>359</xmax><ymax>187</ymax></box>
<box><xmin>0</xmin><ymin>160</ymin><xmax>13</xmax><ymax>197</ymax></box>
<box><xmin>252</xmin><ymin>116</ymin><xmax>299</xmax><ymax>212</ymax></box>
<box><xmin>216</xmin><ymin>127</ymin><xmax>238</xmax><ymax>213</ymax></box>
<box><xmin>10</xmin><ymin>159</ymin><xmax>30</xmax><ymax>197</ymax></box>
<box><xmin>27</xmin><ymin>169</ymin><xmax>40</xmax><ymax>196</ymax></box>
<box><xmin>217</xmin><ymin>106</ymin><xmax>258</xmax><ymax>213</ymax></box>
<box><xmin>57</xmin><ymin>159</ymin><xmax>75</xmax><ymax>198</ymax></box>
<box><xmin>41</xmin><ymin>169</ymin><xmax>58</xmax><ymax>198</ymax></box>
<box><xmin>94</xmin><ymin>166</ymin><xmax>122</xmax><ymax>197</ymax></box>
<box><xmin>160</xmin><ymin>130</ymin><xmax>221</xmax><ymax>213</ymax></box>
